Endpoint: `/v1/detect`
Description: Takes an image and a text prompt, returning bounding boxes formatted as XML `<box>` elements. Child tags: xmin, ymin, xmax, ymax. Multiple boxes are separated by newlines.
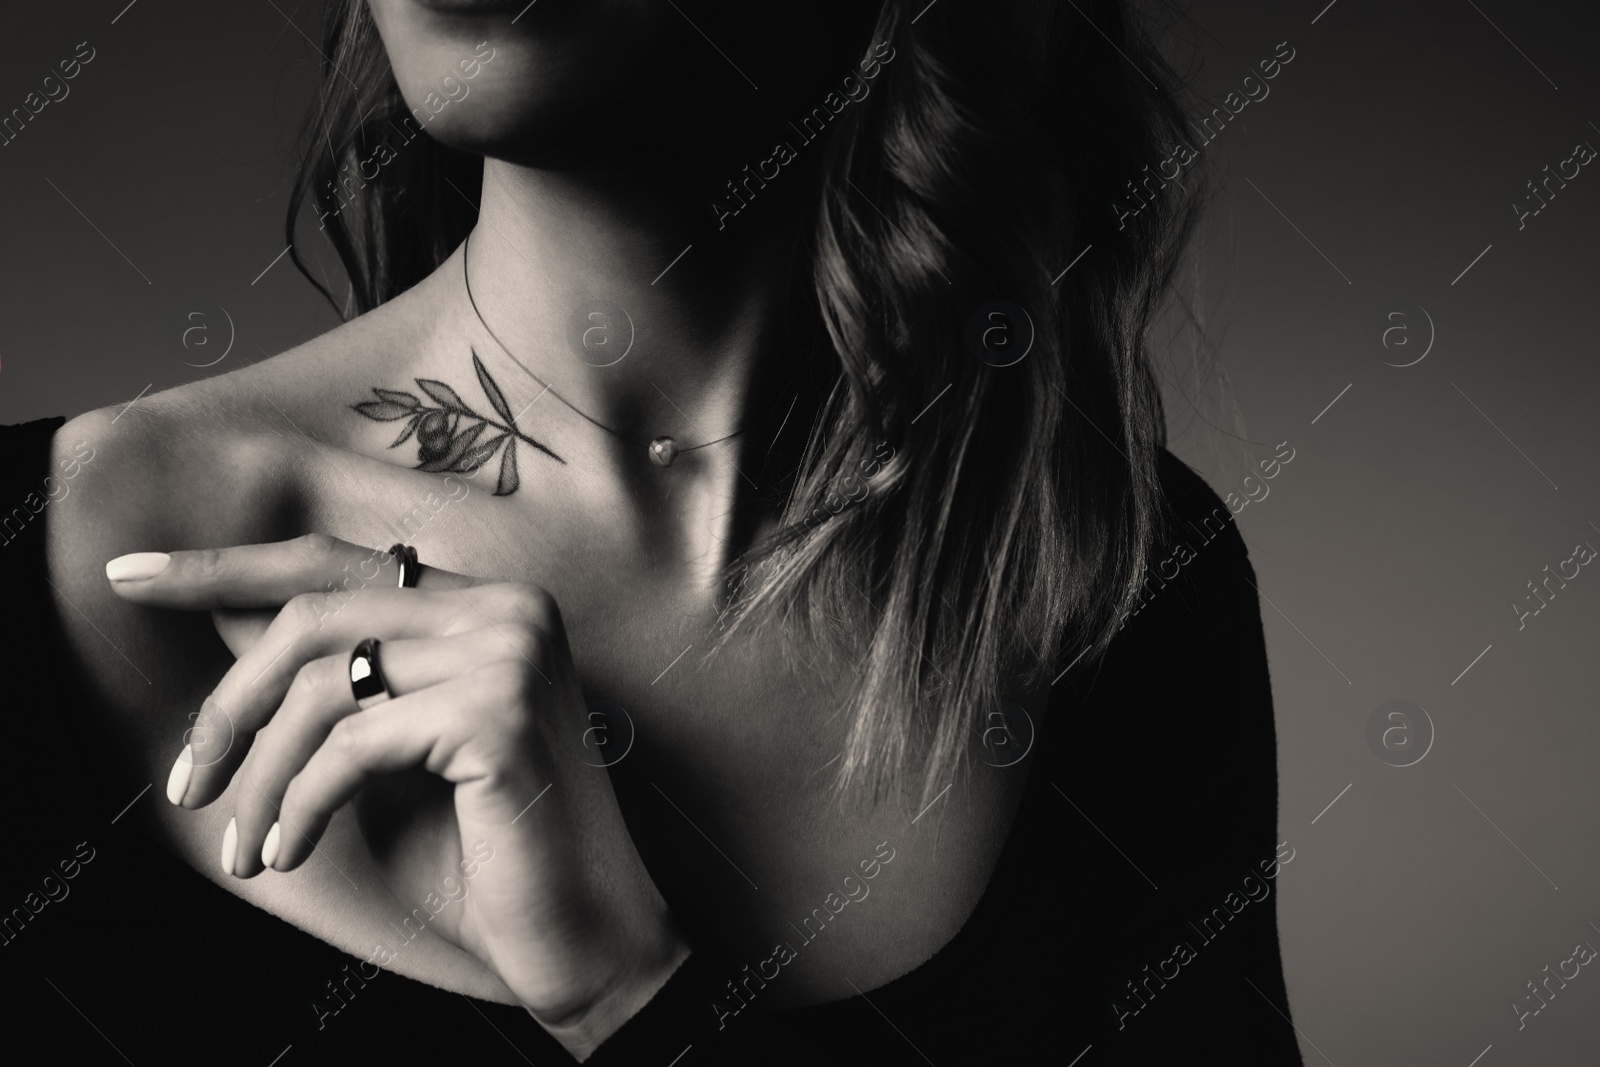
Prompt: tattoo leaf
<box><xmin>390</xmin><ymin>414</ymin><xmax>421</xmax><ymax>448</ymax></box>
<box><xmin>416</xmin><ymin>378</ymin><xmax>474</xmax><ymax>415</ymax></box>
<box><xmin>473</xmin><ymin>351</ymin><xmax>517</xmax><ymax>426</ymax></box>
<box><xmin>374</xmin><ymin>388</ymin><xmax>421</xmax><ymax>408</ymax></box>
<box><xmin>352</xmin><ymin>399</ymin><xmax>416</xmax><ymax>421</ymax></box>
<box><xmin>457</xmin><ymin>432</ymin><xmax>508</xmax><ymax>475</ymax></box>
<box><xmin>496</xmin><ymin>435</ymin><xmax>520</xmax><ymax>496</ymax></box>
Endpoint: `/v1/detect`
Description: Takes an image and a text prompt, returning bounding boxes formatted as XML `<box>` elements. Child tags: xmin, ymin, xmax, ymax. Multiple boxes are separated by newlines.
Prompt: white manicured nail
<box><xmin>105</xmin><ymin>552</ymin><xmax>170</xmax><ymax>581</ymax></box>
<box><xmin>260</xmin><ymin>822</ymin><xmax>280</xmax><ymax>870</ymax></box>
<box><xmin>221</xmin><ymin>818</ymin><xmax>238</xmax><ymax>876</ymax></box>
<box><xmin>166</xmin><ymin>745</ymin><xmax>194</xmax><ymax>806</ymax></box>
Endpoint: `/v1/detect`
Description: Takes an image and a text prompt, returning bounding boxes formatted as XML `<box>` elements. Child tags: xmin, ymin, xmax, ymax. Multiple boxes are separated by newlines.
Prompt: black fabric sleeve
<box><xmin>0</xmin><ymin>418</ymin><xmax>96</xmax><ymax>915</ymax></box>
<box><xmin>582</xmin><ymin>949</ymin><xmax>731</xmax><ymax>1065</ymax></box>
<box><xmin>581</xmin><ymin>945</ymin><xmax>842</xmax><ymax>1065</ymax></box>
<box><xmin>1054</xmin><ymin>454</ymin><xmax>1303</xmax><ymax>1062</ymax></box>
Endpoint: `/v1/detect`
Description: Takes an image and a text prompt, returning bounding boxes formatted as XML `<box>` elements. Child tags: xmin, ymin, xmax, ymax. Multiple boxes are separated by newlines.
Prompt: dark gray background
<box><xmin>2</xmin><ymin>2</ymin><xmax>1598</xmax><ymax>1064</ymax></box>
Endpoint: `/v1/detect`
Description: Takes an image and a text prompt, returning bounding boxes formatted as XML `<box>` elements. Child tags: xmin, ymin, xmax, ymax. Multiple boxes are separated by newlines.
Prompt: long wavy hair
<box><xmin>288</xmin><ymin>0</ymin><xmax>1207</xmax><ymax>810</ymax></box>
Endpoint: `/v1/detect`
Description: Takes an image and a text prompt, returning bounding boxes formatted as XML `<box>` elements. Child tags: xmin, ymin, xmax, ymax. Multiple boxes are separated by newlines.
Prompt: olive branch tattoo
<box><xmin>350</xmin><ymin>349</ymin><xmax>564</xmax><ymax>496</ymax></box>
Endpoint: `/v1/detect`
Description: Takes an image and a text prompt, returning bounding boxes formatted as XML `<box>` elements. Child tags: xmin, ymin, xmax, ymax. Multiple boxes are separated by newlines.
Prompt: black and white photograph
<box><xmin>2</xmin><ymin>1</ymin><xmax>1597</xmax><ymax>1064</ymax></box>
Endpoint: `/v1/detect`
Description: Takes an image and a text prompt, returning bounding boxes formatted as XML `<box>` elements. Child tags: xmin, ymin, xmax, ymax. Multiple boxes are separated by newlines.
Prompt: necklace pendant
<box><xmin>649</xmin><ymin>436</ymin><xmax>680</xmax><ymax>467</ymax></box>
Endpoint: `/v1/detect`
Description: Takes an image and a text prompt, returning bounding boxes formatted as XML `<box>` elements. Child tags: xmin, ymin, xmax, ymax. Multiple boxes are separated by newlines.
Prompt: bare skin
<box><xmin>42</xmin><ymin>211</ymin><xmax>1043</xmax><ymax>1031</ymax></box>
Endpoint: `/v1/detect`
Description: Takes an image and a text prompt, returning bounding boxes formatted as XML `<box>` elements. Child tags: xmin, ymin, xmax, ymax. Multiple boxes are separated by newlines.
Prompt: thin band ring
<box><xmin>387</xmin><ymin>543</ymin><xmax>421</xmax><ymax>589</ymax></box>
<box><xmin>349</xmin><ymin>637</ymin><xmax>390</xmax><ymax>710</ymax></box>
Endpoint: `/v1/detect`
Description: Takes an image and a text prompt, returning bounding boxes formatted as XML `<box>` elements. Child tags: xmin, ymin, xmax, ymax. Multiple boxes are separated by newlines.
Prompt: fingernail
<box><xmin>106</xmin><ymin>552</ymin><xmax>170</xmax><ymax>581</ymax></box>
<box><xmin>261</xmin><ymin>822</ymin><xmax>280</xmax><ymax>870</ymax></box>
<box><xmin>166</xmin><ymin>745</ymin><xmax>194</xmax><ymax>806</ymax></box>
<box><xmin>221</xmin><ymin>817</ymin><xmax>238</xmax><ymax>876</ymax></box>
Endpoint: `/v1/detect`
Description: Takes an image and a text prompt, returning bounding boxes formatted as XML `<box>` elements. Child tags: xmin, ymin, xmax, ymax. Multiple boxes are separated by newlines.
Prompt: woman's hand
<box><xmin>105</xmin><ymin>534</ymin><xmax>687</xmax><ymax>1059</ymax></box>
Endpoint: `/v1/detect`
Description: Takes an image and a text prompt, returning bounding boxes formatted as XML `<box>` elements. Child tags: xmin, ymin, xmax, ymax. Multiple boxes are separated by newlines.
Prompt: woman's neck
<box><xmin>435</xmin><ymin>155</ymin><xmax>822</xmax><ymax>578</ymax></box>
<box><xmin>465</xmin><ymin>158</ymin><xmax>802</xmax><ymax>471</ymax></box>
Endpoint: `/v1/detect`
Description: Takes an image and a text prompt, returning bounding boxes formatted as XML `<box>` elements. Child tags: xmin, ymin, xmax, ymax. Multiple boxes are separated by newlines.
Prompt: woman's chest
<box><xmin>335</xmin><ymin>459</ymin><xmax>858</xmax><ymax>787</ymax></box>
<box><xmin>288</xmin><ymin>467</ymin><xmax>999</xmax><ymax>1000</ymax></box>
<box><xmin>101</xmin><ymin>440</ymin><xmax>1026</xmax><ymax>1007</ymax></box>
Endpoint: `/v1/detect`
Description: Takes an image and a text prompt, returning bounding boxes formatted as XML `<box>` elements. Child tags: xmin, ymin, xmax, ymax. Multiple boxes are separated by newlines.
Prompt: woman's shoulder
<box><xmin>1101</xmin><ymin>448</ymin><xmax>1274</xmax><ymax>646</ymax></box>
<box><xmin>36</xmin><ymin>297</ymin><xmax>422</xmax><ymax>702</ymax></box>
<box><xmin>1150</xmin><ymin>448</ymin><xmax>1263</xmax><ymax>582</ymax></box>
<box><xmin>29</xmin><ymin>290</ymin><xmax>447</xmax><ymax>863</ymax></box>
<box><xmin>1154</xmin><ymin>449</ymin><xmax>1247</xmax><ymax>550</ymax></box>
<box><xmin>47</xmin><ymin>275</ymin><xmax>451</xmax><ymax>557</ymax></box>
<box><xmin>47</xmin><ymin>370</ymin><xmax>311</xmax><ymax>574</ymax></box>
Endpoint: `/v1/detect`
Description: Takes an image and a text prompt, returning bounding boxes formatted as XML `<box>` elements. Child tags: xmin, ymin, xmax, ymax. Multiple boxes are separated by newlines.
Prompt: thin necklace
<box><xmin>461</xmin><ymin>228</ymin><xmax>745</xmax><ymax>468</ymax></box>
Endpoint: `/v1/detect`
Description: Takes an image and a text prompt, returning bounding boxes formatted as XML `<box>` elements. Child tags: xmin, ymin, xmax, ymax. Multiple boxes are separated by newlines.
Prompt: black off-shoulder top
<box><xmin>0</xmin><ymin>416</ymin><xmax>1301</xmax><ymax>1066</ymax></box>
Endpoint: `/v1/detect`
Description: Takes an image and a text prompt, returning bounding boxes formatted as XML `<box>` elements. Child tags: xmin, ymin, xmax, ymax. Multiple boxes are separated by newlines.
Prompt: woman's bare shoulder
<box><xmin>37</xmin><ymin>364</ymin><xmax>511</xmax><ymax>1001</ymax></box>
<box><xmin>44</xmin><ymin>375</ymin><xmax>308</xmax><ymax>764</ymax></box>
<box><xmin>50</xmin><ymin>363</ymin><xmax>318</xmax><ymax>574</ymax></box>
<box><xmin>43</xmin><ymin>295</ymin><xmax>416</xmax><ymax>694</ymax></box>
<box><xmin>47</xmin><ymin>273</ymin><xmax>450</xmax><ymax>572</ymax></box>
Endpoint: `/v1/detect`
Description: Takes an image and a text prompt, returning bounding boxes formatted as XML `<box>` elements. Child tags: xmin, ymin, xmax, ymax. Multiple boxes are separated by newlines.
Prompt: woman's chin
<box><xmin>407</xmin><ymin>0</ymin><xmax>533</xmax><ymax>14</ymax></box>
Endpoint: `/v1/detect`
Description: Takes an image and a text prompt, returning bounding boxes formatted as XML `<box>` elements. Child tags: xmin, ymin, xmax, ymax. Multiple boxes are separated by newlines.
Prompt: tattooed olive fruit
<box><xmin>415</xmin><ymin>410</ymin><xmax>453</xmax><ymax>464</ymax></box>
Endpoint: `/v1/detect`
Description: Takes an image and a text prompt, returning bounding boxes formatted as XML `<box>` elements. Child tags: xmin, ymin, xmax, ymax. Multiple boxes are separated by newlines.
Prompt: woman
<box><xmin>3</xmin><ymin>0</ymin><xmax>1300</xmax><ymax>1062</ymax></box>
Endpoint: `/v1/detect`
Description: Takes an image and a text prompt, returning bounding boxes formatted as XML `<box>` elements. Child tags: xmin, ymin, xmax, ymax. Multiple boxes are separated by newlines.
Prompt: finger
<box><xmin>179</xmin><ymin>585</ymin><xmax>544</xmax><ymax>810</ymax></box>
<box><xmin>212</xmin><ymin>607</ymin><xmax>276</xmax><ymax>658</ymax></box>
<box><xmin>270</xmin><ymin>666</ymin><xmax>547</xmax><ymax>873</ymax></box>
<box><xmin>225</xmin><ymin>631</ymin><xmax>524</xmax><ymax>878</ymax></box>
<box><xmin>105</xmin><ymin>532</ymin><xmax>479</xmax><ymax>610</ymax></box>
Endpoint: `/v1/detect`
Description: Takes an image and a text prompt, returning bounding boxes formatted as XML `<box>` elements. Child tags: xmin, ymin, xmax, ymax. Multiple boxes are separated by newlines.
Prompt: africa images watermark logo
<box><xmin>1365</xmin><ymin>699</ymin><xmax>1434</xmax><ymax>768</ymax></box>
<box><xmin>978</xmin><ymin>699</ymin><xmax>1035</xmax><ymax>768</ymax></box>
<box><xmin>316</xmin><ymin>41</ymin><xmax>498</xmax><ymax>231</ymax></box>
<box><xmin>566</xmin><ymin>300</ymin><xmax>634</xmax><ymax>367</ymax></box>
<box><xmin>965</xmin><ymin>301</ymin><xmax>1036</xmax><ymax>367</ymax></box>
<box><xmin>581</xmin><ymin>698</ymin><xmax>635</xmax><ymax>768</ymax></box>
<box><xmin>0</xmin><ymin>39</ymin><xmax>97</xmax><ymax>151</ymax></box>
<box><xmin>708</xmin><ymin>41</ymin><xmax>897</xmax><ymax>231</ymax></box>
